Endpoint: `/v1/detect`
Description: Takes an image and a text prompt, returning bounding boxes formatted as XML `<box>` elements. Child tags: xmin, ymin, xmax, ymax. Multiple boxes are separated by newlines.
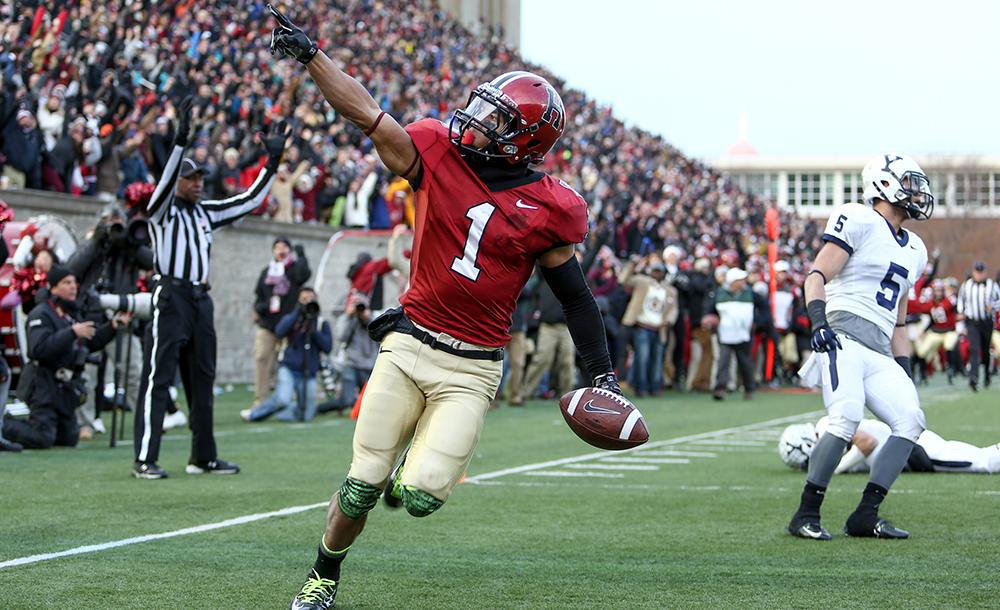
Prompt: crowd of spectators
<box><xmin>0</xmin><ymin>0</ymin><xmax>819</xmax><ymax>270</ymax></box>
<box><xmin>1</xmin><ymin>0</ymin><xmax>998</xmax><ymax>451</ymax></box>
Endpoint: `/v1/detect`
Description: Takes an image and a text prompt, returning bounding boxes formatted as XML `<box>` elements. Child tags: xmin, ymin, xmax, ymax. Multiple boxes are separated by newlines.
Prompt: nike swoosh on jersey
<box><xmin>515</xmin><ymin>199</ymin><xmax>538</xmax><ymax>210</ymax></box>
<box><xmin>582</xmin><ymin>400</ymin><xmax>620</xmax><ymax>415</ymax></box>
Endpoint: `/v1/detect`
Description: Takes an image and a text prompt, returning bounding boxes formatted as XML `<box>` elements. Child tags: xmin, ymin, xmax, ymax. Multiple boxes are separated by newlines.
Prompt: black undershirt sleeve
<box><xmin>538</xmin><ymin>254</ymin><xmax>613</xmax><ymax>382</ymax></box>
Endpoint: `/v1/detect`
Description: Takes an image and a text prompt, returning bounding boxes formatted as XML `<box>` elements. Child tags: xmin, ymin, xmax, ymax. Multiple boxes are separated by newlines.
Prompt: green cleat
<box><xmin>290</xmin><ymin>569</ymin><xmax>338</xmax><ymax>610</ymax></box>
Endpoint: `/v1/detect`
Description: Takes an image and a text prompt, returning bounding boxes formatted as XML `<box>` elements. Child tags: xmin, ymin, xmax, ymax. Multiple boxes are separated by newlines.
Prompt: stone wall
<box><xmin>1</xmin><ymin>189</ymin><xmax>407</xmax><ymax>382</ymax></box>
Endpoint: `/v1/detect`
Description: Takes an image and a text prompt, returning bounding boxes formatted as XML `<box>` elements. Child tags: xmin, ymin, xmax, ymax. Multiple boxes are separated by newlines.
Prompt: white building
<box><xmin>711</xmin><ymin>154</ymin><xmax>1000</xmax><ymax>219</ymax></box>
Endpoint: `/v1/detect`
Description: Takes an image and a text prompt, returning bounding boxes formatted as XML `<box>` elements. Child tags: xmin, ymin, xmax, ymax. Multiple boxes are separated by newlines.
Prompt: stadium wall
<box><xmin>0</xmin><ymin>189</ymin><xmax>355</xmax><ymax>383</ymax></box>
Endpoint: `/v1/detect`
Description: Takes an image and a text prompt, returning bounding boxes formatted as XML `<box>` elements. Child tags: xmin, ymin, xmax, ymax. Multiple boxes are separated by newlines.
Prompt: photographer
<box><xmin>241</xmin><ymin>287</ymin><xmax>332</xmax><ymax>423</ymax></box>
<box><xmin>251</xmin><ymin>237</ymin><xmax>311</xmax><ymax>407</ymax></box>
<box><xmin>2</xmin><ymin>267</ymin><xmax>129</xmax><ymax>449</ymax></box>
<box><xmin>318</xmin><ymin>291</ymin><xmax>378</xmax><ymax>414</ymax></box>
<box><xmin>67</xmin><ymin>204</ymin><xmax>153</xmax><ymax>435</ymax></box>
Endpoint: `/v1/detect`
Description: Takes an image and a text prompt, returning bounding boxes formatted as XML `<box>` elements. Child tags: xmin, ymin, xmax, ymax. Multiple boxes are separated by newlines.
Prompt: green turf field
<box><xmin>2</xmin><ymin>379</ymin><xmax>999</xmax><ymax>609</ymax></box>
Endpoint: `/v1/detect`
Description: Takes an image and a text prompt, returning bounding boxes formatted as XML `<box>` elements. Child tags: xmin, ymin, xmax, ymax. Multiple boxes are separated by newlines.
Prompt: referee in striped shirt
<box><xmin>957</xmin><ymin>261</ymin><xmax>1000</xmax><ymax>392</ymax></box>
<box><xmin>133</xmin><ymin>97</ymin><xmax>290</xmax><ymax>479</ymax></box>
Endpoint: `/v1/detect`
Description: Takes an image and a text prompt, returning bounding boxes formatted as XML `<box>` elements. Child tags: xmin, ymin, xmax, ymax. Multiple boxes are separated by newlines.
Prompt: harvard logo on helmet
<box><xmin>450</xmin><ymin>71</ymin><xmax>567</xmax><ymax>165</ymax></box>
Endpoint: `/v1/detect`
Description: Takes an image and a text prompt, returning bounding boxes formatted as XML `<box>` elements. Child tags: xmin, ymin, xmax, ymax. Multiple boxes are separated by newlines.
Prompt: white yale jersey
<box><xmin>821</xmin><ymin>203</ymin><xmax>928</xmax><ymax>340</ymax></box>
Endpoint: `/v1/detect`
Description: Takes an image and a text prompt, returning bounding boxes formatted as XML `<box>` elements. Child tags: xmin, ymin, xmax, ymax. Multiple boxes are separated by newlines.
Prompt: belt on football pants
<box><xmin>398</xmin><ymin>315</ymin><xmax>504</xmax><ymax>362</ymax></box>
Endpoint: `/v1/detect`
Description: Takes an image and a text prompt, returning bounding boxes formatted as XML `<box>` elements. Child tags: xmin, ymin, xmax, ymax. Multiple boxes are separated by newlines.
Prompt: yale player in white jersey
<box><xmin>788</xmin><ymin>153</ymin><xmax>932</xmax><ymax>541</ymax></box>
<box><xmin>780</xmin><ymin>418</ymin><xmax>1000</xmax><ymax>475</ymax></box>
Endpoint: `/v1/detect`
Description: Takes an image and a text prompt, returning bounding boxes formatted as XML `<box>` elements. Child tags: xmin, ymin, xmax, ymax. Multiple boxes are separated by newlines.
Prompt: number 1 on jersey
<box><xmin>451</xmin><ymin>202</ymin><xmax>496</xmax><ymax>281</ymax></box>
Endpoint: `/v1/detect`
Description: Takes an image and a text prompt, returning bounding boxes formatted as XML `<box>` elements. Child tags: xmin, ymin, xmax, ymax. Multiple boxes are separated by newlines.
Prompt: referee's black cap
<box><xmin>974</xmin><ymin>261</ymin><xmax>986</xmax><ymax>272</ymax></box>
<box><xmin>180</xmin><ymin>157</ymin><xmax>207</xmax><ymax>178</ymax></box>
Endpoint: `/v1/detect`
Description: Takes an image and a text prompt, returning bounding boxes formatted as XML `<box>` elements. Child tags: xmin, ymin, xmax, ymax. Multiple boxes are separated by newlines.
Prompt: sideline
<box><xmin>0</xmin><ymin>409</ymin><xmax>823</xmax><ymax>571</ymax></box>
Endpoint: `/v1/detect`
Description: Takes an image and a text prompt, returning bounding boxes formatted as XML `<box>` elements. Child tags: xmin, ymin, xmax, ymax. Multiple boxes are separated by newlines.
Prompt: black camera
<box><xmin>303</xmin><ymin>301</ymin><xmax>320</xmax><ymax>317</ymax></box>
<box><xmin>107</xmin><ymin>218</ymin><xmax>150</xmax><ymax>248</ymax></box>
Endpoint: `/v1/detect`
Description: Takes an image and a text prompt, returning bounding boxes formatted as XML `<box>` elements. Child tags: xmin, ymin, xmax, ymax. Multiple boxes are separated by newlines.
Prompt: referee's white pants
<box><xmin>799</xmin><ymin>337</ymin><xmax>925</xmax><ymax>443</ymax></box>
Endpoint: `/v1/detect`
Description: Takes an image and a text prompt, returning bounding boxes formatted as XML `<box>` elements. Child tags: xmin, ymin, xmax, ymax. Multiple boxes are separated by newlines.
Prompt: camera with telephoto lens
<box><xmin>303</xmin><ymin>301</ymin><xmax>320</xmax><ymax>318</ymax></box>
<box><xmin>107</xmin><ymin>218</ymin><xmax>150</xmax><ymax>248</ymax></box>
<box><xmin>98</xmin><ymin>292</ymin><xmax>153</xmax><ymax>320</ymax></box>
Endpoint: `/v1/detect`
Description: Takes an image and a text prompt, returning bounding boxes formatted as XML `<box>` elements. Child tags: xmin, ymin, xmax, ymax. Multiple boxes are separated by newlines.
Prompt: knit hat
<box><xmin>46</xmin><ymin>265</ymin><xmax>77</xmax><ymax>287</ymax></box>
<box><xmin>273</xmin><ymin>236</ymin><xmax>292</xmax><ymax>249</ymax></box>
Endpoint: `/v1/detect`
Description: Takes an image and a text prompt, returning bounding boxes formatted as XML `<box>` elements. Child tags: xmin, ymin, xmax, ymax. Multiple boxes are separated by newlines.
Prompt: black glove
<box><xmin>175</xmin><ymin>95</ymin><xmax>194</xmax><ymax>147</ymax></box>
<box><xmin>593</xmin><ymin>372</ymin><xmax>623</xmax><ymax>396</ymax></box>
<box><xmin>268</xmin><ymin>4</ymin><xmax>318</xmax><ymax>65</ymax></box>
<box><xmin>262</xmin><ymin>120</ymin><xmax>291</xmax><ymax>169</ymax></box>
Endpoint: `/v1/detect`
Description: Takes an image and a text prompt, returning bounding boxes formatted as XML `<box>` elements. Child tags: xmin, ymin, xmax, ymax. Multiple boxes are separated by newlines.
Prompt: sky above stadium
<box><xmin>521</xmin><ymin>0</ymin><xmax>1000</xmax><ymax>160</ymax></box>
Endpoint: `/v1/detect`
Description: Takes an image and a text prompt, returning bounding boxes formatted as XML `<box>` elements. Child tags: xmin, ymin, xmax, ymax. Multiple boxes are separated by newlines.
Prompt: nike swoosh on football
<box><xmin>582</xmin><ymin>400</ymin><xmax>620</xmax><ymax>415</ymax></box>
<box><xmin>515</xmin><ymin>199</ymin><xmax>538</xmax><ymax>210</ymax></box>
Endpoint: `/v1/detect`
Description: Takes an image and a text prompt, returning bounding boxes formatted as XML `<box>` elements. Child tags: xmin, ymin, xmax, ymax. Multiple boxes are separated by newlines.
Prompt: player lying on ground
<box><xmin>267</xmin><ymin>6</ymin><xmax>621</xmax><ymax>609</ymax></box>
<box><xmin>788</xmin><ymin>153</ymin><xmax>933</xmax><ymax>541</ymax></box>
<box><xmin>780</xmin><ymin>418</ymin><xmax>1000</xmax><ymax>475</ymax></box>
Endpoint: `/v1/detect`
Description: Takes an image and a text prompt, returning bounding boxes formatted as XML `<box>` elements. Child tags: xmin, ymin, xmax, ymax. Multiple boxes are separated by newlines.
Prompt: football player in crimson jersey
<box><xmin>911</xmin><ymin>281</ymin><xmax>961</xmax><ymax>381</ymax></box>
<box><xmin>268</xmin><ymin>7</ymin><xmax>620</xmax><ymax>609</ymax></box>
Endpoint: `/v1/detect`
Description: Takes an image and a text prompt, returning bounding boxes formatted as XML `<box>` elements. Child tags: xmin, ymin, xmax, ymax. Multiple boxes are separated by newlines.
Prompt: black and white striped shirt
<box><xmin>147</xmin><ymin>145</ymin><xmax>276</xmax><ymax>284</ymax></box>
<box><xmin>957</xmin><ymin>277</ymin><xmax>1000</xmax><ymax>321</ymax></box>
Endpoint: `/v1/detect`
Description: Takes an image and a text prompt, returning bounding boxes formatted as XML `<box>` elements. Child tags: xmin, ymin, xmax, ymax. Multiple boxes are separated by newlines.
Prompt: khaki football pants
<box><xmin>915</xmin><ymin>330</ymin><xmax>959</xmax><ymax>368</ymax></box>
<box><xmin>349</xmin><ymin>331</ymin><xmax>502</xmax><ymax>500</ymax></box>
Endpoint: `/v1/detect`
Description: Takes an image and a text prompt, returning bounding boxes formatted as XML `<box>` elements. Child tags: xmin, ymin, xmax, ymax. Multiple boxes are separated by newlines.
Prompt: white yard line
<box><xmin>1</xmin><ymin>410</ymin><xmax>821</xmax><ymax>571</ymax></box>
<box><xmin>564</xmin><ymin>463</ymin><xmax>659</xmax><ymax>471</ymax></box>
<box><xmin>599</xmin><ymin>457</ymin><xmax>691</xmax><ymax>464</ymax></box>
<box><xmin>636</xmin><ymin>450</ymin><xmax>718</xmax><ymax>458</ymax></box>
<box><xmin>0</xmin><ymin>502</ymin><xmax>328</xmax><ymax>570</ymax></box>
<box><xmin>524</xmin><ymin>471</ymin><xmax>626</xmax><ymax>479</ymax></box>
<box><xmin>463</xmin><ymin>410</ymin><xmax>823</xmax><ymax>483</ymax></box>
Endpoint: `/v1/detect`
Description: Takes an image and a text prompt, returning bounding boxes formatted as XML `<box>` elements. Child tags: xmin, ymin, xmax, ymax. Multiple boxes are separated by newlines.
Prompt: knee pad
<box><xmin>401</xmin><ymin>485</ymin><xmax>444</xmax><ymax>518</ymax></box>
<box><xmin>337</xmin><ymin>477</ymin><xmax>381</xmax><ymax>521</ymax></box>
<box><xmin>824</xmin><ymin>414</ymin><xmax>860</xmax><ymax>442</ymax></box>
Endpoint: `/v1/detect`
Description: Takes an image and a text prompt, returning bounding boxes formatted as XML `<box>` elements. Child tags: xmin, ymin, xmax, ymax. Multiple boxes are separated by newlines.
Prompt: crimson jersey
<box><xmin>400</xmin><ymin>119</ymin><xmax>588</xmax><ymax>347</ymax></box>
<box><xmin>912</xmin><ymin>295</ymin><xmax>957</xmax><ymax>331</ymax></box>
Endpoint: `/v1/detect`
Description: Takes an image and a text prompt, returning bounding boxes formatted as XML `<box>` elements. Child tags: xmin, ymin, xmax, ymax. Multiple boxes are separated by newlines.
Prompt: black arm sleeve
<box><xmin>539</xmin><ymin>255</ymin><xmax>613</xmax><ymax>382</ymax></box>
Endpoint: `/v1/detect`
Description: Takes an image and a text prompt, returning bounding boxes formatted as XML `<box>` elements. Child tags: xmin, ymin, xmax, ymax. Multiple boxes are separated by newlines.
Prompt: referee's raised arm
<box><xmin>200</xmin><ymin>122</ymin><xmax>291</xmax><ymax>229</ymax></box>
<box><xmin>146</xmin><ymin>97</ymin><xmax>194</xmax><ymax>222</ymax></box>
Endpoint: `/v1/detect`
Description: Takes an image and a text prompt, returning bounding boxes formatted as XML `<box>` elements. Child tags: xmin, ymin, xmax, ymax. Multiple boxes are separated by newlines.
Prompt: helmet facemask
<box><xmin>880</xmin><ymin>172</ymin><xmax>935</xmax><ymax>220</ymax></box>
<box><xmin>866</xmin><ymin>154</ymin><xmax>935</xmax><ymax>221</ymax></box>
<box><xmin>450</xmin><ymin>84</ymin><xmax>532</xmax><ymax>164</ymax></box>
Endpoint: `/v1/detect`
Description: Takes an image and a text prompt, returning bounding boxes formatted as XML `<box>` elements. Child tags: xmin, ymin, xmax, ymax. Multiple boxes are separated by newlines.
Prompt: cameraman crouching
<box><xmin>240</xmin><ymin>287</ymin><xmax>331</xmax><ymax>423</ymax></box>
<box><xmin>2</xmin><ymin>267</ymin><xmax>130</xmax><ymax>449</ymax></box>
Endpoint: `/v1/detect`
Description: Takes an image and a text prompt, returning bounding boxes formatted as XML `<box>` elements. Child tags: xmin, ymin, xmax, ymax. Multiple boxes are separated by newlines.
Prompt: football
<box><xmin>559</xmin><ymin>387</ymin><xmax>649</xmax><ymax>450</ymax></box>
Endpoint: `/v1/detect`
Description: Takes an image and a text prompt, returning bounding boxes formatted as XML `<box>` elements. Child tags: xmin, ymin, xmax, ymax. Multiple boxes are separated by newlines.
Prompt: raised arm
<box><xmin>267</xmin><ymin>4</ymin><xmax>421</xmax><ymax>181</ymax></box>
<box><xmin>200</xmin><ymin>121</ymin><xmax>289</xmax><ymax>228</ymax></box>
<box><xmin>147</xmin><ymin>97</ymin><xmax>194</xmax><ymax>222</ymax></box>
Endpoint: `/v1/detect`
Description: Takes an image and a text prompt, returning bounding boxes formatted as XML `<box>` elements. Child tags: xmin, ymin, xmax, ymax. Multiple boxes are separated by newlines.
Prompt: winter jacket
<box><xmin>274</xmin><ymin>308</ymin><xmax>332</xmax><ymax>377</ymax></box>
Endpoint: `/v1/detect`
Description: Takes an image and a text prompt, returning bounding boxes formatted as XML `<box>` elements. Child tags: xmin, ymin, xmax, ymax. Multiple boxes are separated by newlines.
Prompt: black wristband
<box><xmin>894</xmin><ymin>356</ymin><xmax>912</xmax><ymax>379</ymax></box>
<box><xmin>806</xmin><ymin>299</ymin><xmax>828</xmax><ymax>329</ymax></box>
<box><xmin>807</xmin><ymin>269</ymin><xmax>827</xmax><ymax>284</ymax></box>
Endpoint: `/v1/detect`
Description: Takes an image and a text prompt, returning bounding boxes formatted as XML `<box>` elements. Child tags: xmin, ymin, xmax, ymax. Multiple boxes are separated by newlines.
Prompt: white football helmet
<box><xmin>778</xmin><ymin>423</ymin><xmax>818</xmax><ymax>470</ymax></box>
<box><xmin>861</xmin><ymin>153</ymin><xmax>934</xmax><ymax>220</ymax></box>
